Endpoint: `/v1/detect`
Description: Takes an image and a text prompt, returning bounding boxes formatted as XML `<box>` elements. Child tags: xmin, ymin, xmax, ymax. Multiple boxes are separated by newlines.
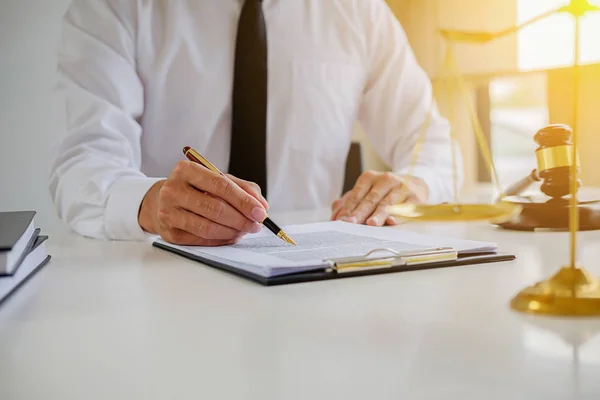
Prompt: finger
<box><xmin>161</xmin><ymin>228</ymin><xmax>242</xmax><ymax>247</ymax></box>
<box><xmin>331</xmin><ymin>192</ymin><xmax>351</xmax><ymax>220</ymax></box>
<box><xmin>335</xmin><ymin>172</ymin><xmax>375</xmax><ymax>221</ymax></box>
<box><xmin>331</xmin><ymin>199</ymin><xmax>344</xmax><ymax>219</ymax></box>
<box><xmin>366</xmin><ymin>186</ymin><xmax>410</xmax><ymax>226</ymax></box>
<box><xmin>402</xmin><ymin>176</ymin><xmax>429</xmax><ymax>203</ymax></box>
<box><xmin>157</xmin><ymin>207</ymin><xmax>247</xmax><ymax>241</ymax></box>
<box><xmin>174</xmin><ymin>161</ymin><xmax>267</xmax><ymax>223</ymax></box>
<box><xmin>385</xmin><ymin>216</ymin><xmax>399</xmax><ymax>226</ymax></box>
<box><xmin>167</xmin><ymin>184</ymin><xmax>262</xmax><ymax>234</ymax></box>
<box><xmin>331</xmin><ymin>200</ymin><xmax>341</xmax><ymax>219</ymax></box>
<box><xmin>227</xmin><ymin>175</ymin><xmax>269</xmax><ymax>210</ymax></box>
<box><xmin>350</xmin><ymin>178</ymin><xmax>397</xmax><ymax>224</ymax></box>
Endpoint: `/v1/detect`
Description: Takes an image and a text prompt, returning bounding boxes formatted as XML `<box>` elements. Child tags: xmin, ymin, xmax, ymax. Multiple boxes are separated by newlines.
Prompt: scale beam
<box><xmin>440</xmin><ymin>0</ymin><xmax>600</xmax><ymax>44</ymax></box>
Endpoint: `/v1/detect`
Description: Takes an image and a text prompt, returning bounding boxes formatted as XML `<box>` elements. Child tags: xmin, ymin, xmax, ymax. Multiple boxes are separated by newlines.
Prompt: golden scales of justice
<box><xmin>387</xmin><ymin>0</ymin><xmax>600</xmax><ymax>317</ymax></box>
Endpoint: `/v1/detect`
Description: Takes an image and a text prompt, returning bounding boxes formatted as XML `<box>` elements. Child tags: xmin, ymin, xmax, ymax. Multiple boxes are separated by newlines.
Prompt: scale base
<box><xmin>496</xmin><ymin>196</ymin><xmax>600</xmax><ymax>231</ymax></box>
<box><xmin>510</xmin><ymin>266</ymin><xmax>600</xmax><ymax>317</ymax></box>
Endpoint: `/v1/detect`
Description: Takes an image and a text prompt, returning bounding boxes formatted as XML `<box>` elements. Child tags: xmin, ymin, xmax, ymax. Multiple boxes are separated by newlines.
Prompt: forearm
<box><xmin>356</xmin><ymin>0</ymin><xmax>463</xmax><ymax>205</ymax></box>
<box><xmin>51</xmin><ymin>0</ymin><xmax>160</xmax><ymax>240</ymax></box>
<box><xmin>394</xmin><ymin>116</ymin><xmax>463</xmax><ymax>204</ymax></box>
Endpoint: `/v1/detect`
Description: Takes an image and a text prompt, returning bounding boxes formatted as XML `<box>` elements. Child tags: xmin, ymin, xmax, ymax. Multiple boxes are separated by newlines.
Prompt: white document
<box><xmin>155</xmin><ymin>221</ymin><xmax>497</xmax><ymax>278</ymax></box>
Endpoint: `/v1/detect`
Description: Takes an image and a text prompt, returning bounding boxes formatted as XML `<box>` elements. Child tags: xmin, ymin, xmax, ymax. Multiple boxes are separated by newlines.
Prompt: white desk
<box><xmin>1</xmin><ymin>209</ymin><xmax>600</xmax><ymax>400</ymax></box>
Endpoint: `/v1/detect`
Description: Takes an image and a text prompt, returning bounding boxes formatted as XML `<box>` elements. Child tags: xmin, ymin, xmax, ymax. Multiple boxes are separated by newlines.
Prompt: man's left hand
<box><xmin>331</xmin><ymin>171</ymin><xmax>429</xmax><ymax>226</ymax></box>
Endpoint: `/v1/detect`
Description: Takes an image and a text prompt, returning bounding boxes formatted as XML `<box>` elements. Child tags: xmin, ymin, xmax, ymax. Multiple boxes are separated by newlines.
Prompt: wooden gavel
<box><xmin>499</xmin><ymin>124</ymin><xmax>580</xmax><ymax>200</ymax></box>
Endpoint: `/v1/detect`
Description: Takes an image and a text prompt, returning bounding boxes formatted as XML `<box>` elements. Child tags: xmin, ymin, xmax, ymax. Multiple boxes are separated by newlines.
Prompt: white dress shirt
<box><xmin>49</xmin><ymin>0</ymin><xmax>462</xmax><ymax>241</ymax></box>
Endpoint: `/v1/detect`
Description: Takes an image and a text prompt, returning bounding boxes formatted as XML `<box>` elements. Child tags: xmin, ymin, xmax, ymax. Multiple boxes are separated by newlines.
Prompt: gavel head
<box><xmin>534</xmin><ymin>124</ymin><xmax>580</xmax><ymax>199</ymax></box>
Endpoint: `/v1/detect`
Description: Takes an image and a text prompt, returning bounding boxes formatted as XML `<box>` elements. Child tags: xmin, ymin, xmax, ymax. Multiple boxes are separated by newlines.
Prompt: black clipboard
<box><xmin>152</xmin><ymin>241</ymin><xmax>516</xmax><ymax>286</ymax></box>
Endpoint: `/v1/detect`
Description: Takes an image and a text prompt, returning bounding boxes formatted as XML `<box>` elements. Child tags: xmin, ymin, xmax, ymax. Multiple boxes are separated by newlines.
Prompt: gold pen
<box><xmin>182</xmin><ymin>146</ymin><xmax>296</xmax><ymax>246</ymax></box>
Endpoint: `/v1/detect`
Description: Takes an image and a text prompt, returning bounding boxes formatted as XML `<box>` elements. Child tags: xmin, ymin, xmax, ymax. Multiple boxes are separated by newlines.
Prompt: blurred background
<box><xmin>364</xmin><ymin>0</ymin><xmax>600</xmax><ymax>196</ymax></box>
<box><xmin>1</xmin><ymin>0</ymin><xmax>599</xmax><ymax>232</ymax></box>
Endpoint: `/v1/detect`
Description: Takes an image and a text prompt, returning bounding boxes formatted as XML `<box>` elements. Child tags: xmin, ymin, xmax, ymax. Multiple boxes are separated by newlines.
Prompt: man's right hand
<box><xmin>138</xmin><ymin>160</ymin><xmax>269</xmax><ymax>246</ymax></box>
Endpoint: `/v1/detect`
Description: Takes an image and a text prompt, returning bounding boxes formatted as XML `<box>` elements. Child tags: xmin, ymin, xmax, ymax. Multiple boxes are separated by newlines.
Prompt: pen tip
<box><xmin>281</xmin><ymin>233</ymin><xmax>296</xmax><ymax>246</ymax></box>
<box><xmin>182</xmin><ymin>146</ymin><xmax>191</xmax><ymax>155</ymax></box>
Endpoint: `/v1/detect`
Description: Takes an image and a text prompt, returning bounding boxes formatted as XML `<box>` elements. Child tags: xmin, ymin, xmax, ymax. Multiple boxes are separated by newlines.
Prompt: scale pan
<box><xmin>386</xmin><ymin>203</ymin><xmax>521</xmax><ymax>222</ymax></box>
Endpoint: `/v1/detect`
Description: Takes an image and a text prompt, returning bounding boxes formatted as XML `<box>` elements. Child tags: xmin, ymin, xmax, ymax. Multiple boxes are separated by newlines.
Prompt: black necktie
<box><xmin>229</xmin><ymin>0</ymin><xmax>268</xmax><ymax>198</ymax></box>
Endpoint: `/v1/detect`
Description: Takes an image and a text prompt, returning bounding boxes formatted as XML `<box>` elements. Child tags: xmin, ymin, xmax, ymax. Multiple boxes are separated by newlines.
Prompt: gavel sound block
<box><xmin>497</xmin><ymin>124</ymin><xmax>600</xmax><ymax>231</ymax></box>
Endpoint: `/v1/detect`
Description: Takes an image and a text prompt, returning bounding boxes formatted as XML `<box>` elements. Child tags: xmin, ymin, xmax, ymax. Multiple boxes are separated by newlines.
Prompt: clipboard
<box><xmin>152</xmin><ymin>241</ymin><xmax>516</xmax><ymax>286</ymax></box>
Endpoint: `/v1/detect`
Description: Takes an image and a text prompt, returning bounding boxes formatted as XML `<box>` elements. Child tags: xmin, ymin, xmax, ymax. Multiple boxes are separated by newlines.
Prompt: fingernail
<box><xmin>340</xmin><ymin>216</ymin><xmax>358</xmax><ymax>224</ymax></box>
<box><xmin>251</xmin><ymin>207</ymin><xmax>267</xmax><ymax>222</ymax></box>
<box><xmin>369</xmin><ymin>216</ymin><xmax>380</xmax><ymax>226</ymax></box>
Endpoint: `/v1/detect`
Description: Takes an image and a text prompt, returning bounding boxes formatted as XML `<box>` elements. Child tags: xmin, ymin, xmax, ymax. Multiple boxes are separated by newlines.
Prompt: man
<box><xmin>49</xmin><ymin>0</ymin><xmax>462</xmax><ymax>246</ymax></box>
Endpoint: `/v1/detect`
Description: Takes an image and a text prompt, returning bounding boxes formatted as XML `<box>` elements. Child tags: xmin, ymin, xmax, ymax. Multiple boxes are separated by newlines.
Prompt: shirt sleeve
<box><xmin>49</xmin><ymin>0</ymin><xmax>163</xmax><ymax>240</ymax></box>
<box><xmin>357</xmin><ymin>0</ymin><xmax>463</xmax><ymax>205</ymax></box>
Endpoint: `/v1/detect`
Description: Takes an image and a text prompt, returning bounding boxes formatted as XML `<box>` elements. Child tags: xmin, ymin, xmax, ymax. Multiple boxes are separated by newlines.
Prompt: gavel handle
<box><xmin>497</xmin><ymin>169</ymin><xmax>540</xmax><ymax>201</ymax></box>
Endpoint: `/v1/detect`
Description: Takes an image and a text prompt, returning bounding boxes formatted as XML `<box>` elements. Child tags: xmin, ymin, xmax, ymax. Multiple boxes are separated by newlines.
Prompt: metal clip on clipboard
<box><xmin>327</xmin><ymin>247</ymin><xmax>458</xmax><ymax>274</ymax></box>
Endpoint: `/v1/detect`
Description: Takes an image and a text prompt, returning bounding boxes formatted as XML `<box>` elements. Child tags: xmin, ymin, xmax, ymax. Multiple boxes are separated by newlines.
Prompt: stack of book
<box><xmin>0</xmin><ymin>211</ymin><xmax>51</xmax><ymax>305</ymax></box>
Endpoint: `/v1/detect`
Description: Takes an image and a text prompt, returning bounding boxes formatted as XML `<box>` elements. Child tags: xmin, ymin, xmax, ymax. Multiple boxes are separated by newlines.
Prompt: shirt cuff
<box><xmin>104</xmin><ymin>176</ymin><xmax>164</xmax><ymax>241</ymax></box>
<box><xmin>395</xmin><ymin>165</ymin><xmax>450</xmax><ymax>205</ymax></box>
